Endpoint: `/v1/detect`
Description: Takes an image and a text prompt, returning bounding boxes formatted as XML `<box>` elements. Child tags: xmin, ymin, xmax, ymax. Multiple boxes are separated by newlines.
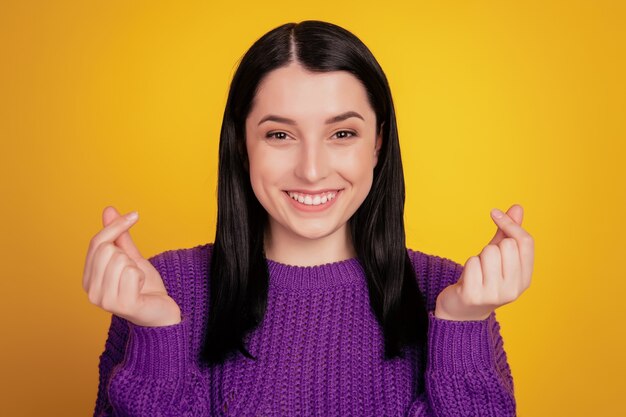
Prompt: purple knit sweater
<box><xmin>93</xmin><ymin>243</ymin><xmax>516</xmax><ymax>416</ymax></box>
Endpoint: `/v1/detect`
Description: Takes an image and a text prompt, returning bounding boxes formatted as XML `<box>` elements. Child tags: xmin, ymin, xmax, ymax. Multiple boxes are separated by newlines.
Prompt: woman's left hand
<box><xmin>434</xmin><ymin>204</ymin><xmax>535</xmax><ymax>321</ymax></box>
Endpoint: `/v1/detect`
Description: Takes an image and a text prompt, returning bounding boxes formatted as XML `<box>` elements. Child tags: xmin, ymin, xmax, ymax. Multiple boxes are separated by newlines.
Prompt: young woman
<box><xmin>84</xmin><ymin>20</ymin><xmax>534</xmax><ymax>417</ymax></box>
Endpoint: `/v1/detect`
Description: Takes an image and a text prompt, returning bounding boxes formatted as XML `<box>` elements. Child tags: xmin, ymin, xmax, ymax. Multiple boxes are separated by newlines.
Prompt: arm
<box><xmin>407</xmin><ymin>250</ymin><xmax>516</xmax><ymax>417</ymax></box>
<box><xmin>106</xmin><ymin>317</ymin><xmax>210</xmax><ymax>417</ymax></box>
<box><xmin>92</xmin><ymin>250</ymin><xmax>210</xmax><ymax>417</ymax></box>
<box><xmin>93</xmin><ymin>314</ymin><xmax>129</xmax><ymax>417</ymax></box>
<box><xmin>425</xmin><ymin>310</ymin><xmax>515</xmax><ymax>417</ymax></box>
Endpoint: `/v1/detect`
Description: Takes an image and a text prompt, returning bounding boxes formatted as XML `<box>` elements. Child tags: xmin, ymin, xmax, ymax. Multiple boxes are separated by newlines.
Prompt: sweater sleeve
<box><xmin>407</xmin><ymin>249</ymin><xmax>516</xmax><ymax>417</ymax></box>
<box><xmin>93</xmin><ymin>313</ymin><xmax>129</xmax><ymax>417</ymax></box>
<box><xmin>92</xmin><ymin>249</ymin><xmax>210</xmax><ymax>417</ymax></box>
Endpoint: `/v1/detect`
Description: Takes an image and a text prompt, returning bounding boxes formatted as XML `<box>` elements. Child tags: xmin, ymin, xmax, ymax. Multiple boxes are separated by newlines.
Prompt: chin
<box><xmin>293</xmin><ymin>227</ymin><xmax>334</xmax><ymax>241</ymax></box>
<box><xmin>287</xmin><ymin>222</ymin><xmax>339</xmax><ymax>241</ymax></box>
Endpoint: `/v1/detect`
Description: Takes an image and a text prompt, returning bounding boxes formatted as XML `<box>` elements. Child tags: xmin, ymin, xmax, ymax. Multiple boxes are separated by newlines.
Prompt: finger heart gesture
<box><xmin>435</xmin><ymin>204</ymin><xmax>535</xmax><ymax>321</ymax></box>
<box><xmin>82</xmin><ymin>206</ymin><xmax>182</xmax><ymax>327</ymax></box>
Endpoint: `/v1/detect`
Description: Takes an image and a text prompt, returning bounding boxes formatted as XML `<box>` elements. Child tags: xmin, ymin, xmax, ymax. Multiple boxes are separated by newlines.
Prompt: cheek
<box><xmin>336</xmin><ymin>145</ymin><xmax>376</xmax><ymax>184</ymax></box>
<box><xmin>247</xmin><ymin>147</ymin><xmax>285</xmax><ymax>196</ymax></box>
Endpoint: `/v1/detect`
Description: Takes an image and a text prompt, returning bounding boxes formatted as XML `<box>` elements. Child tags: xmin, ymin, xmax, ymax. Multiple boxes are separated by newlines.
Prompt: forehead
<box><xmin>249</xmin><ymin>62</ymin><xmax>374</xmax><ymax>120</ymax></box>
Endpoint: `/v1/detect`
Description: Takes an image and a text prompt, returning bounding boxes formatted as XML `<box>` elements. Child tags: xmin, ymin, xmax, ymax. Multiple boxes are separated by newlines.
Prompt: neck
<box><xmin>263</xmin><ymin>220</ymin><xmax>357</xmax><ymax>267</ymax></box>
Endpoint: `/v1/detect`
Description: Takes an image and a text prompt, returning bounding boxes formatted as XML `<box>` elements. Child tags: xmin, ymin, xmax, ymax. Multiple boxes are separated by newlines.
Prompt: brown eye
<box><xmin>266</xmin><ymin>131</ymin><xmax>288</xmax><ymax>140</ymax></box>
<box><xmin>334</xmin><ymin>130</ymin><xmax>357</xmax><ymax>139</ymax></box>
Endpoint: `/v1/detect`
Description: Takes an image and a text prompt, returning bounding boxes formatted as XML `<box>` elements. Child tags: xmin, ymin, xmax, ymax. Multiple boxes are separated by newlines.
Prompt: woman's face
<box><xmin>245</xmin><ymin>62</ymin><xmax>382</xmax><ymax>243</ymax></box>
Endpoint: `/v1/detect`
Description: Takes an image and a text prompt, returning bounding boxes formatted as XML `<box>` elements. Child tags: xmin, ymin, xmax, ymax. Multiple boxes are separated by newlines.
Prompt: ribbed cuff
<box><xmin>427</xmin><ymin>311</ymin><xmax>497</xmax><ymax>374</ymax></box>
<box><xmin>123</xmin><ymin>315</ymin><xmax>191</xmax><ymax>379</ymax></box>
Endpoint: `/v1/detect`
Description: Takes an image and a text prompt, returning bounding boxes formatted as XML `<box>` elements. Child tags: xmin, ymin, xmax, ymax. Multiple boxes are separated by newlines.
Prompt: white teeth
<box><xmin>287</xmin><ymin>191</ymin><xmax>338</xmax><ymax>206</ymax></box>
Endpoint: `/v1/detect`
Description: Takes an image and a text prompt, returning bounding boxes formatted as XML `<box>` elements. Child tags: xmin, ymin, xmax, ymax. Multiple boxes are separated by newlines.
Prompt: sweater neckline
<box><xmin>265</xmin><ymin>256</ymin><xmax>365</xmax><ymax>290</ymax></box>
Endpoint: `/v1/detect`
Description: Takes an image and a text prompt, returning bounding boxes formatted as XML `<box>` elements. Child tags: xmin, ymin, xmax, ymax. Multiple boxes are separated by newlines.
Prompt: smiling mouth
<box><xmin>284</xmin><ymin>190</ymin><xmax>341</xmax><ymax>206</ymax></box>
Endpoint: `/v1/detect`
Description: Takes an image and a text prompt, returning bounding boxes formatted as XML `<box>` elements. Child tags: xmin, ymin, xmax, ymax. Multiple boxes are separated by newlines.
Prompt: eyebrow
<box><xmin>257</xmin><ymin>111</ymin><xmax>365</xmax><ymax>126</ymax></box>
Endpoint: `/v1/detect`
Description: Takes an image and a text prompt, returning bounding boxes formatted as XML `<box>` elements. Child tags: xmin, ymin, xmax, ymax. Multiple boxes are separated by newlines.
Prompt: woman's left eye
<box><xmin>334</xmin><ymin>130</ymin><xmax>357</xmax><ymax>139</ymax></box>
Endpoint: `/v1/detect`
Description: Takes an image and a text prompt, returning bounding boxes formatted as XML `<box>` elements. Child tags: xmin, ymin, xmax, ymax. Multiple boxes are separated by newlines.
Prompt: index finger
<box><xmin>488</xmin><ymin>204</ymin><xmax>523</xmax><ymax>245</ymax></box>
<box><xmin>83</xmin><ymin>211</ymin><xmax>139</xmax><ymax>278</ymax></box>
<box><xmin>490</xmin><ymin>208</ymin><xmax>532</xmax><ymax>242</ymax></box>
<box><xmin>490</xmin><ymin>208</ymin><xmax>534</xmax><ymax>278</ymax></box>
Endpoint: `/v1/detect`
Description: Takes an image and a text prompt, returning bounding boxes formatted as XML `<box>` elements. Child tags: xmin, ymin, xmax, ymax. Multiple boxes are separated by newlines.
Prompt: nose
<box><xmin>293</xmin><ymin>139</ymin><xmax>329</xmax><ymax>183</ymax></box>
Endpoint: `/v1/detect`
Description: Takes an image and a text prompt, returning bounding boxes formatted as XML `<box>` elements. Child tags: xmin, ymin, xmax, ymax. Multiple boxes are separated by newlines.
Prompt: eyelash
<box><xmin>265</xmin><ymin>130</ymin><xmax>357</xmax><ymax>141</ymax></box>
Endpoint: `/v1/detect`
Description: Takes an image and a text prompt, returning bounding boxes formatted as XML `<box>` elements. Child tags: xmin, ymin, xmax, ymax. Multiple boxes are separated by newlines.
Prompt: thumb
<box><xmin>102</xmin><ymin>205</ymin><xmax>144</xmax><ymax>261</ymax></box>
<box><xmin>487</xmin><ymin>204</ymin><xmax>524</xmax><ymax>245</ymax></box>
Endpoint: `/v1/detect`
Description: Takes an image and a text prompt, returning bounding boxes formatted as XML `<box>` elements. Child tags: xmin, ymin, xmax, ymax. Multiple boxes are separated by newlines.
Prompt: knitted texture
<box><xmin>93</xmin><ymin>243</ymin><xmax>516</xmax><ymax>416</ymax></box>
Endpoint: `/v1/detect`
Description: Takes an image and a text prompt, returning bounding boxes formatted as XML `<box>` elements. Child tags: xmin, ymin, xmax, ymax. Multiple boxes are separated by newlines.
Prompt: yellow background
<box><xmin>1</xmin><ymin>0</ymin><xmax>624</xmax><ymax>415</ymax></box>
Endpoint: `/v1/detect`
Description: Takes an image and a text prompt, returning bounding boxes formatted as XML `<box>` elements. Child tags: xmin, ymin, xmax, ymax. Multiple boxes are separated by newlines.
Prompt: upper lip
<box><xmin>284</xmin><ymin>189</ymin><xmax>342</xmax><ymax>194</ymax></box>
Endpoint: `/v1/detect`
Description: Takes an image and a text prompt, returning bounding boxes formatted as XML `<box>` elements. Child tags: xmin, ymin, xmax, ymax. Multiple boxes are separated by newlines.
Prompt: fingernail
<box><xmin>126</xmin><ymin>211</ymin><xmax>139</xmax><ymax>222</ymax></box>
<box><xmin>491</xmin><ymin>208</ymin><xmax>504</xmax><ymax>218</ymax></box>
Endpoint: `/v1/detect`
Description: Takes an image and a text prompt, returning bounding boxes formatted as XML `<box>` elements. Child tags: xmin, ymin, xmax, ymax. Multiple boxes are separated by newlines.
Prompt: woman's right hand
<box><xmin>82</xmin><ymin>206</ymin><xmax>181</xmax><ymax>327</ymax></box>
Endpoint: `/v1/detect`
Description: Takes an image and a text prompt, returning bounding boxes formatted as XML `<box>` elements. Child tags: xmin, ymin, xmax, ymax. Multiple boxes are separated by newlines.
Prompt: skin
<box><xmin>82</xmin><ymin>62</ymin><xmax>534</xmax><ymax>326</ymax></box>
<box><xmin>82</xmin><ymin>206</ymin><xmax>181</xmax><ymax>327</ymax></box>
<box><xmin>434</xmin><ymin>204</ymin><xmax>535</xmax><ymax>321</ymax></box>
<box><xmin>244</xmin><ymin>62</ymin><xmax>382</xmax><ymax>266</ymax></box>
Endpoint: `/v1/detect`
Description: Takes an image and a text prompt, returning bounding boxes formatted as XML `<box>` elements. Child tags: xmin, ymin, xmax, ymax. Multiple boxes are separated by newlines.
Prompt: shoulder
<box><xmin>146</xmin><ymin>242</ymin><xmax>214</xmax><ymax>316</ymax></box>
<box><xmin>406</xmin><ymin>247</ymin><xmax>464</xmax><ymax>311</ymax></box>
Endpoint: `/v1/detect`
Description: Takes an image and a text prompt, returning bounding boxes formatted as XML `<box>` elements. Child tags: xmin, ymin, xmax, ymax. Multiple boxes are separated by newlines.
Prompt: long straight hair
<box><xmin>202</xmin><ymin>20</ymin><xmax>429</xmax><ymax>381</ymax></box>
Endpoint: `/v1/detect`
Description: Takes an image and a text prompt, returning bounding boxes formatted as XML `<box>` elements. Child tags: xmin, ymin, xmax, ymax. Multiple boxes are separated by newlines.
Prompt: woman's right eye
<box><xmin>266</xmin><ymin>131</ymin><xmax>288</xmax><ymax>140</ymax></box>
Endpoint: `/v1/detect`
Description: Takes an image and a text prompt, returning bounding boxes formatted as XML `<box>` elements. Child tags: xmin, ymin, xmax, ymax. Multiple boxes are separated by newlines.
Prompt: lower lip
<box><xmin>284</xmin><ymin>190</ymin><xmax>342</xmax><ymax>212</ymax></box>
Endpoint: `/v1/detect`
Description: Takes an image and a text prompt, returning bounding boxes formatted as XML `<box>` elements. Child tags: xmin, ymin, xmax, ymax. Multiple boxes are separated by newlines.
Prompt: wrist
<box><xmin>434</xmin><ymin>304</ymin><xmax>492</xmax><ymax>321</ymax></box>
<box><xmin>125</xmin><ymin>302</ymin><xmax>182</xmax><ymax>327</ymax></box>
